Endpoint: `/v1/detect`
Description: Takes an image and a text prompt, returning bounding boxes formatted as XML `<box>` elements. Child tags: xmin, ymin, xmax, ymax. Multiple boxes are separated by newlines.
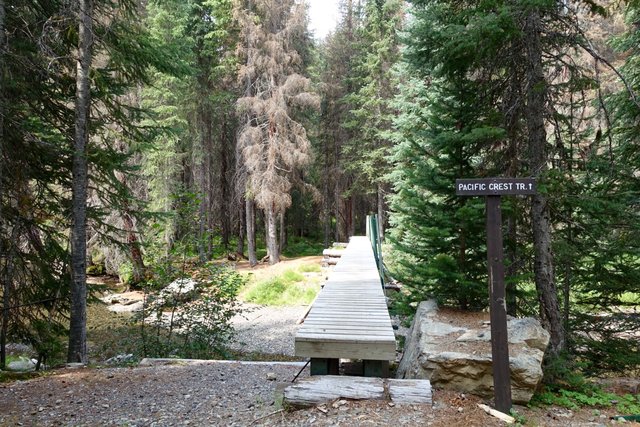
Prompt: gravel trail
<box><xmin>229</xmin><ymin>303</ymin><xmax>309</xmax><ymax>357</ymax></box>
<box><xmin>0</xmin><ymin>362</ymin><xmax>309</xmax><ymax>426</ymax></box>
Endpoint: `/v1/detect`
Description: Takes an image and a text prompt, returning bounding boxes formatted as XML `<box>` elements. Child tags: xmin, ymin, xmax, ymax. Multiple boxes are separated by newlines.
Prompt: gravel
<box><xmin>0</xmin><ymin>362</ymin><xmax>309</xmax><ymax>426</ymax></box>
<box><xmin>228</xmin><ymin>303</ymin><xmax>309</xmax><ymax>357</ymax></box>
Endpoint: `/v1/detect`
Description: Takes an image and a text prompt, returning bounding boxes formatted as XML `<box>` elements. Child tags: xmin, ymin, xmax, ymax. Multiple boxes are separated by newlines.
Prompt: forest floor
<box><xmin>1</xmin><ymin>256</ymin><xmax>639</xmax><ymax>426</ymax></box>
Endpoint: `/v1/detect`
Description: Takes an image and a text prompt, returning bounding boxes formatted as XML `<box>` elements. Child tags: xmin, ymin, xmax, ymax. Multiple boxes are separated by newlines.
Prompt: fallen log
<box><xmin>284</xmin><ymin>376</ymin><xmax>432</xmax><ymax>408</ymax></box>
<box><xmin>388</xmin><ymin>379</ymin><xmax>433</xmax><ymax>404</ymax></box>
<box><xmin>285</xmin><ymin>376</ymin><xmax>385</xmax><ymax>408</ymax></box>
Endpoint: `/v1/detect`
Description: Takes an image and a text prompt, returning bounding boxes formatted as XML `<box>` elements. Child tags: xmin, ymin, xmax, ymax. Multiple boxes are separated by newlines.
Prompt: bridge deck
<box><xmin>295</xmin><ymin>236</ymin><xmax>396</xmax><ymax>364</ymax></box>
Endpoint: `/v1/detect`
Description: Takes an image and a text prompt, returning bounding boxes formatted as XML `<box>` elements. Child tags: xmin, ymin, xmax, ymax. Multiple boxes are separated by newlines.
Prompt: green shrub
<box><xmin>134</xmin><ymin>264</ymin><xmax>246</xmax><ymax>359</ymax></box>
<box><xmin>118</xmin><ymin>262</ymin><xmax>133</xmax><ymax>285</ymax></box>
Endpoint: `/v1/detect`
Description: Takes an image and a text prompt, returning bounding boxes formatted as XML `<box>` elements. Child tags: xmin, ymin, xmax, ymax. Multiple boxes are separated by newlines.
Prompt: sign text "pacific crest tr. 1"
<box><xmin>456</xmin><ymin>178</ymin><xmax>536</xmax><ymax>196</ymax></box>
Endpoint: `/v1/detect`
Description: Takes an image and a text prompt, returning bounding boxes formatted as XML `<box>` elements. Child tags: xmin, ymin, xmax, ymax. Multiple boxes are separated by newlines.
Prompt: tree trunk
<box><xmin>220</xmin><ymin>115</ymin><xmax>231</xmax><ymax>249</ymax></box>
<box><xmin>236</xmin><ymin>200</ymin><xmax>245</xmax><ymax>257</ymax></box>
<box><xmin>122</xmin><ymin>211</ymin><xmax>146</xmax><ymax>284</ymax></box>
<box><xmin>0</xmin><ymin>265</ymin><xmax>8</xmax><ymax>370</ymax></box>
<box><xmin>0</xmin><ymin>0</ymin><xmax>7</xmax><ymax>370</ymax></box>
<box><xmin>115</xmin><ymin>167</ymin><xmax>146</xmax><ymax>285</ymax></box>
<box><xmin>348</xmin><ymin>196</ymin><xmax>356</xmax><ymax>238</ymax></box>
<box><xmin>265</xmin><ymin>206</ymin><xmax>280</xmax><ymax>265</ymax></box>
<box><xmin>377</xmin><ymin>184</ymin><xmax>385</xmax><ymax>242</ymax></box>
<box><xmin>335</xmin><ymin>179</ymin><xmax>346</xmax><ymax>242</ymax></box>
<box><xmin>524</xmin><ymin>10</ymin><xmax>564</xmax><ymax>357</ymax></box>
<box><xmin>246</xmin><ymin>198</ymin><xmax>257</xmax><ymax>266</ymax></box>
<box><xmin>323</xmin><ymin>188</ymin><xmax>330</xmax><ymax>249</ymax></box>
<box><xmin>505</xmin><ymin>215</ymin><xmax>518</xmax><ymax>316</ymax></box>
<box><xmin>68</xmin><ymin>0</ymin><xmax>93</xmax><ymax>364</ymax></box>
<box><xmin>279</xmin><ymin>211</ymin><xmax>287</xmax><ymax>254</ymax></box>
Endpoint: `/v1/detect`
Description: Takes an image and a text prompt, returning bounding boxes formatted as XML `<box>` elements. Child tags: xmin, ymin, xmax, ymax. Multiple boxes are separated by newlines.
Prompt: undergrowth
<box><xmin>532</xmin><ymin>388</ymin><xmax>640</xmax><ymax>415</ymax></box>
<box><xmin>243</xmin><ymin>267</ymin><xmax>319</xmax><ymax>306</ymax></box>
<box><xmin>532</xmin><ymin>363</ymin><xmax>640</xmax><ymax>415</ymax></box>
<box><xmin>282</xmin><ymin>237</ymin><xmax>324</xmax><ymax>257</ymax></box>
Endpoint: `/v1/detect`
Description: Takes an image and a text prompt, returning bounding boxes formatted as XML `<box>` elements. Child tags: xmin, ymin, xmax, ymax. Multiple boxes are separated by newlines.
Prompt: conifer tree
<box><xmin>343</xmin><ymin>0</ymin><xmax>403</xmax><ymax>240</ymax></box>
<box><xmin>316</xmin><ymin>0</ymin><xmax>364</xmax><ymax>243</ymax></box>
<box><xmin>235</xmin><ymin>0</ymin><xmax>319</xmax><ymax>264</ymax></box>
<box><xmin>390</xmin><ymin>0</ymin><xmax>621</xmax><ymax>358</ymax></box>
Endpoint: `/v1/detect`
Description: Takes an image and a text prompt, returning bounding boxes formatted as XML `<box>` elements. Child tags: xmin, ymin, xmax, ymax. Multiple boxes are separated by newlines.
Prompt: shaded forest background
<box><xmin>1</xmin><ymin>0</ymin><xmax>639</xmax><ymax>378</ymax></box>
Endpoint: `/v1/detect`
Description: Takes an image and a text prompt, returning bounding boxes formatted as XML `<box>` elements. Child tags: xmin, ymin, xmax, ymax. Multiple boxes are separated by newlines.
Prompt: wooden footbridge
<box><xmin>295</xmin><ymin>236</ymin><xmax>396</xmax><ymax>376</ymax></box>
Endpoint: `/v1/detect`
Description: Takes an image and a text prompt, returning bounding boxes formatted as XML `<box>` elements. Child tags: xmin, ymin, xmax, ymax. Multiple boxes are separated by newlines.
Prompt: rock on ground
<box><xmin>397</xmin><ymin>300</ymin><xmax>550</xmax><ymax>404</ymax></box>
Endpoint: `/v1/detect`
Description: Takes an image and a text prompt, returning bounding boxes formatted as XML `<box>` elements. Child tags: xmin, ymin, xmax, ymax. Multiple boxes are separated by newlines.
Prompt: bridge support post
<box><xmin>363</xmin><ymin>360</ymin><xmax>389</xmax><ymax>378</ymax></box>
<box><xmin>310</xmin><ymin>358</ymin><xmax>339</xmax><ymax>375</ymax></box>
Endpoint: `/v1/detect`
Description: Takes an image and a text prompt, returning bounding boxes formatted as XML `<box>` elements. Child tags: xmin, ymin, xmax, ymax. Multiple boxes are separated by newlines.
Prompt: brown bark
<box><xmin>236</xmin><ymin>200</ymin><xmax>245</xmax><ymax>257</ymax></box>
<box><xmin>279</xmin><ymin>211</ymin><xmax>286</xmax><ymax>253</ymax></box>
<box><xmin>0</xmin><ymin>0</ymin><xmax>7</xmax><ymax>370</ymax></box>
<box><xmin>220</xmin><ymin>115</ymin><xmax>231</xmax><ymax>249</ymax></box>
<box><xmin>323</xmin><ymin>136</ymin><xmax>331</xmax><ymax>248</ymax></box>
<box><xmin>246</xmin><ymin>198</ymin><xmax>257</xmax><ymax>266</ymax></box>
<box><xmin>68</xmin><ymin>0</ymin><xmax>93</xmax><ymax>364</ymax></box>
<box><xmin>122</xmin><ymin>211</ymin><xmax>145</xmax><ymax>284</ymax></box>
<box><xmin>377</xmin><ymin>184</ymin><xmax>385</xmax><ymax>242</ymax></box>
<box><xmin>197</xmin><ymin>105</ymin><xmax>212</xmax><ymax>262</ymax></box>
<box><xmin>505</xmin><ymin>215</ymin><xmax>518</xmax><ymax>316</ymax></box>
<box><xmin>524</xmin><ymin>10</ymin><xmax>564</xmax><ymax>356</ymax></box>
<box><xmin>348</xmin><ymin>196</ymin><xmax>356</xmax><ymax>238</ymax></box>
<box><xmin>265</xmin><ymin>205</ymin><xmax>279</xmax><ymax>265</ymax></box>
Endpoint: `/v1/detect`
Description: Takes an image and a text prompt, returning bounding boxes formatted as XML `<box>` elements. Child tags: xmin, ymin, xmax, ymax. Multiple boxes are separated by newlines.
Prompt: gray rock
<box><xmin>155</xmin><ymin>278</ymin><xmax>198</xmax><ymax>306</ymax></box>
<box><xmin>397</xmin><ymin>300</ymin><xmax>548</xmax><ymax>404</ymax></box>
<box><xmin>456</xmin><ymin>317</ymin><xmax>550</xmax><ymax>352</ymax></box>
<box><xmin>108</xmin><ymin>301</ymin><xmax>144</xmax><ymax>313</ymax></box>
<box><xmin>507</xmin><ymin>317</ymin><xmax>550</xmax><ymax>351</ymax></box>
<box><xmin>105</xmin><ymin>354</ymin><xmax>135</xmax><ymax>365</ymax></box>
<box><xmin>7</xmin><ymin>357</ymin><xmax>36</xmax><ymax>372</ymax></box>
<box><xmin>164</xmin><ymin>278</ymin><xmax>197</xmax><ymax>296</ymax></box>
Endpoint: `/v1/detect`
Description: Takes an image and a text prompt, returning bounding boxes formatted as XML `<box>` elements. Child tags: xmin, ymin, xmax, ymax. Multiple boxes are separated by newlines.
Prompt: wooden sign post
<box><xmin>455</xmin><ymin>177</ymin><xmax>536</xmax><ymax>414</ymax></box>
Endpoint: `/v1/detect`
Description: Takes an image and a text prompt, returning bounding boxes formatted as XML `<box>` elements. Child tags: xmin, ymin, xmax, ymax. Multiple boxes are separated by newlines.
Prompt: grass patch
<box><xmin>87</xmin><ymin>304</ymin><xmax>141</xmax><ymax>361</ymax></box>
<box><xmin>243</xmin><ymin>268</ymin><xmax>320</xmax><ymax>306</ymax></box>
<box><xmin>298</xmin><ymin>263</ymin><xmax>321</xmax><ymax>273</ymax></box>
<box><xmin>281</xmin><ymin>269</ymin><xmax>304</xmax><ymax>282</ymax></box>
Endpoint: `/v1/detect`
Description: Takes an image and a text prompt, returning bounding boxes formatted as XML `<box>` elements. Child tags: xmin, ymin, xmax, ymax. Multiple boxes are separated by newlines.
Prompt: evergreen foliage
<box><xmin>388</xmin><ymin>0</ymin><xmax>639</xmax><ymax>370</ymax></box>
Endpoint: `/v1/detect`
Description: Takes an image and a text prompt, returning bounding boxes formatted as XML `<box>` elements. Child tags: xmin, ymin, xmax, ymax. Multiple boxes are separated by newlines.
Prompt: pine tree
<box><xmin>343</xmin><ymin>0</ymin><xmax>403</xmax><ymax>239</ymax></box>
<box><xmin>390</xmin><ymin>0</ymin><xmax>624</xmax><ymax>359</ymax></box>
<box><xmin>316</xmin><ymin>0</ymin><xmax>365</xmax><ymax>243</ymax></box>
<box><xmin>235</xmin><ymin>0</ymin><xmax>319</xmax><ymax>264</ymax></box>
<box><xmin>388</xmin><ymin>69</ymin><xmax>503</xmax><ymax>309</ymax></box>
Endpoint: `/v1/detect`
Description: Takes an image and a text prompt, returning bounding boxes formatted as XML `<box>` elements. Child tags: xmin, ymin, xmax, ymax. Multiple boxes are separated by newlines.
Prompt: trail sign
<box><xmin>456</xmin><ymin>178</ymin><xmax>536</xmax><ymax>196</ymax></box>
<box><xmin>456</xmin><ymin>177</ymin><xmax>537</xmax><ymax>415</ymax></box>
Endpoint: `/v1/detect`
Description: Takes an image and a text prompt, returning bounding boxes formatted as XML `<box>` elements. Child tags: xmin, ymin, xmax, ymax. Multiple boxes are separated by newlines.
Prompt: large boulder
<box><xmin>397</xmin><ymin>300</ymin><xmax>550</xmax><ymax>404</ymax></box>
<box><xmin>154</xmin><ymin>278</ymin><xmax>198</xmax><ymax>306</ymax></box>
<box><xmin>6</xmin><ymin>357</ymin><xmax>36</xmax><ymax>372</ymax></box>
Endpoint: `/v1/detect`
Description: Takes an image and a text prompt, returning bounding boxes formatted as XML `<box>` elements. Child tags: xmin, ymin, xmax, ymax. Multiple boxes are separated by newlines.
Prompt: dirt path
<box><xmin>1</xmin><ymin>361</ymin><xmax>631</xmax><ymax>426</ymax></box>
